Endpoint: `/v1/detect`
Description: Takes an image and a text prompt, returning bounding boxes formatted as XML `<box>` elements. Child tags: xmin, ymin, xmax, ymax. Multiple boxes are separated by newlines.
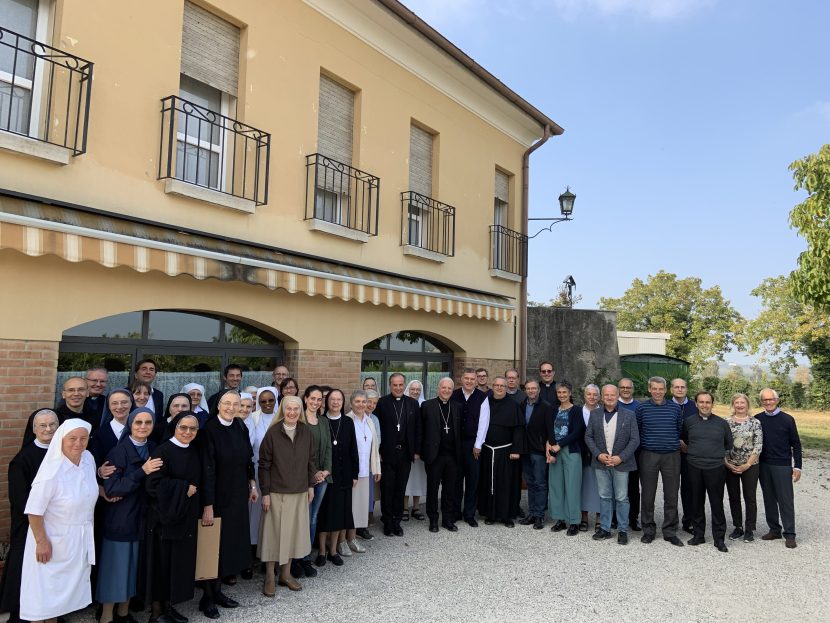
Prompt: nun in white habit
<box><xmin>245</xmin><ymin>387</ymin><xmax>278</xmax><ymax>545</ymax></box>
<box><xmin>403</xmin><ymin>379</ymin><xmax>427</xmax><ymax>520</ymax></box>
<box><xmin>20</xmin><ymin>418</ymin><xmax>99</xmax><ymax>622</ymax></box>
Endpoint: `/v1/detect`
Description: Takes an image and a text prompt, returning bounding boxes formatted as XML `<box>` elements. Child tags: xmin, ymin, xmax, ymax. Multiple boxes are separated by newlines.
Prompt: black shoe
<box><xmin>618</xmin><ymin>532</ymin><xmax>629</xmax><ymax>545</ymax></box>
<box><xmin>592</xmin><ymin>529</ymin><xmax>612</xmax><ymax>541</ymax></box>
<box><xmin>290</xmin><ymin>560</ymin><xmax>305</xmax><ymax>579</ymax></box>
<box><xmin>729</xmin><ymin>527</ymin><xmax>744</xmax><ymax>541</ymax></box>
<box><xmin>114</xmin><ymin>613</ymin><xmax>138</xmax><ymax>623</ymax></box>
<box><xmin>533</xmin><ymin>518</ymin><xmax>545</xmax><ymax>530</ymax></box>
<box><xmin>393</xmin><ymin>525</ymin><xmax>404</xmax><ymax>537</ymax></box>
<box><xmin>411</xmin><ymin>509</ymin><xmax>426</xmax><ymax>521</ymax></box>
<box><xmin>149</xmin><ymin>616</ymin><xmax>175</xmax><ymax>623</ymax></box>
<box><xmin>465</xmin><ymin>517</ymin><xmax>479</xmax><ymax>528</ymax></box>
<box><xmin>566</xmin><ymin>525</ymin><xmax>579</xmax><ymax>536</ymax></box>
<box><xmin>167</xmin><ymin>607</ymin><xmax>188</xmax><ymax>623</ymax></box>
<box><xmin>429</xmin><ymin>520</ymin><xmax>439</xmax><ymax>533</ymax></box>
<box><xmin>220</xmin><ymin>575</ymin><xmax>237</xmax><ymax>586</ymax></box>
<box><xmin>688</xmin><ymin>536</ymin><xmax>706</xmax><ymax>546</ymax></box>
<box><xmin>442</xmin><ymin>520</ymin><xmax>458</xmax><ymax>532</ymax></box>
<box><xmin>682</xmin><ymin>523</ymin><xmax>693</xmax><ymax>535</ymax></box>
<box><xmin>743</xmin><ymin>530</ymin><xmax>754</xmax><ymax>542</ymax></box>
<box><xmin>356</xmin><ymin>528</ymin><xmax>374</xmax><ymax>541</ymax></box>
<box><xmin>630</xmin><ymin>520</ymin><xmax>642</xmax><ymax>532</ymax></box>
<box><xmin>214</xmin><ymin>593</ymin><xmax>238</xmax><ymax>609</ymax></box>
<box><xmin>518</xmin><ymin>516</ymin><xmax>535</xmax><ymax>526</ymax></box>
<box><xmin>664</xmin><ymin>536</ymin><xmax>684</xmax><ymax>547</ymax></box>
<box><xmin>503</xmin><ymin>520</ymin><xmax>515</xmax><ymax>528</ymax></box>
<box><xmin>551</xmin><ymin>520</ymin><xmax>567</xmax><ymax>532</ymax></box>
<box><xmin>200</xmin><ymin>607</ymin><xmax>219</xmax><ymax>620</ymax></box>
<box><xmin>641</xmin><ymin>534</ymin><xmax>655</xmax><ymax>544</ymax></box>
<box><xmin>402</xmin><ymin>510</ymin><xmax>410</xmax><ymax>521</ymax></box>
<box><xmin>517</xmin><ymin>508</ymin><xmax>527</xmax><ymax>519</ymax></box>
<box><xmin>314</xmin><ymin>554</ymin><xmax>326</xmax><ymax>567</ymax></box>
<box><xmin>301</xmin><ymin>560</ymin><xmax>318</xmax><ymax>577</ymax></box>
<box><xmin>239</xmin><ymin>568</ymin><xmax>253</xmax><ymax>580</ymax></box>
<box><xmin>715</xmin><ymin>541</ymin><xmax>729</xmax><ymax>553</ymax></box>
<box><xmin>383</xmin><ymin>524</ymin><xmax>395</xmax><ymax>537</ymax></box>
<box><xmin>326</xmin><ymin>552</ymin><xmax>344</xmax><ymax>566</ymax></box>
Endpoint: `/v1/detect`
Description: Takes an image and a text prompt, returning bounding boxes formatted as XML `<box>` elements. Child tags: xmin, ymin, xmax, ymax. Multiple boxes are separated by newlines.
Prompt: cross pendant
<box><xmin>444</xmin><ymin>425</ymin><xmax>450</xmax><ymax>434</ymax></box>
<box><xmin>364</xmin><ymin>435</ymin><xmax>367</xmax><ymax>442</ymax></box>
<box><xmin>396</xmin><ymin>424</ymin><xmax>401</xmax><ymax>431</ymax></box>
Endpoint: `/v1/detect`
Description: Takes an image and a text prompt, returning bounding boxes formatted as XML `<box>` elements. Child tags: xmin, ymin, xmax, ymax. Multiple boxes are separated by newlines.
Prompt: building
<box><xmin>0</xmin><ymin>0</ymin><xmax>561</xmax><ymax>533</ymax></box>
<box><xmin>617</xmin><ymin>331</ymin><xmax>670</xmax><ymax>356</ymax></box>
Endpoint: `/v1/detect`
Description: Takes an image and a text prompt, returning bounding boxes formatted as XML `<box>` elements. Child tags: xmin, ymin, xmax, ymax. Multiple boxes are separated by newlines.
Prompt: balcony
<box><xmin>489</xmin><ymin>225</ymin><xmax>527</xmax><ymax>281</ymax></box>
<box><xmin>400</xmin><ymin>191</ymin><xmax>455</xmax><ymax>262</ymax></box>
<box><xmin>158</xmin><ymin>95</ymin><xmax>270</xmax><ymax>211</ymax></box>
<box><xmin>0</xmin><ymin>26</ymin><xmax>93</xmax><ymax>163</ymax></box>
<box><xmin>304</xmin><ymin>153</ymin><xmax>379</xmax><ymax>242</ymax></box>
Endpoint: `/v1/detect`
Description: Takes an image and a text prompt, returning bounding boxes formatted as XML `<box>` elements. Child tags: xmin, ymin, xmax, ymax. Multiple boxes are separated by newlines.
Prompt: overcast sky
<box><xmin>403</xmin><ymin>0</ymin><xmax>828</xmax><ymax>361</ymax></box>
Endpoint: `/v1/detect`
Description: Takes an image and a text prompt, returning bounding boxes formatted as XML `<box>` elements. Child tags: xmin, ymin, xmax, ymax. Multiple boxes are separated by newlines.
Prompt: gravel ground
<box><xmin>71</xmin><ymin>453</ymin><xmax>829</xmax><ymax>623</ymax></box>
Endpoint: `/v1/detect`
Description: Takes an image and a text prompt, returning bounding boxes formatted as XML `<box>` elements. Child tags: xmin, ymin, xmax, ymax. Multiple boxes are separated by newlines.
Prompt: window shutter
<box><xmin>409</xmin><ymin>124</ymin><xmax>433</xmax><ymax>197</ymax></box>
<box><xmin>181</xmin><ymin>1</ymin><xmax>240</xmax><ymax>97</ymax></box>
<box><xmin>495</xmin><ymin>170</ymin><xmax>509</xmax><ymax>203</ymax></box>
<box><xmin>317</xmin><ymin>75</ymin><xmax>354</xmax><ymax>166</ymax></box>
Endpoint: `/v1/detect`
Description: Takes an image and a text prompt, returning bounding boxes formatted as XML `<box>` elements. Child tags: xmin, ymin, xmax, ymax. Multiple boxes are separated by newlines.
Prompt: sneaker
<box><xmin>592</xmin><ymin>529</ymin><xmax>612</xmax><ymax>541</ymax></box>
<box><xmin>337</xmin><ymin>541</ymin><xmax>352</xmax><ymax>557</ymax></box>
<box><xmin>728</xmin><ymin>527</ymin><xmax>744</xmax><ymax>541</ymax></box>
<box><xmin>347</xmin><ymin>539</ymin><xmax>366</xmax><ymax>553</ymax></box>
<box><xmin>617</xmin><ymin>532</ymin><xmax>629</xmax><ymax>545</ymax></box>
<box><xmin>743</xmin><ymin>530</ymin><xmax>754</xmax><ymax>542</ymax></box>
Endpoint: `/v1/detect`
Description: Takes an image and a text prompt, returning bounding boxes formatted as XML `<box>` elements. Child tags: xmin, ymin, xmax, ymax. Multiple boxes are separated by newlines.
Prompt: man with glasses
<box><xmin>617</xmin><ymin>378</ymin><xmax>642</xmax><ymax>531</ymax></box>
<box><xmin>537</xmin><ymin>362</ymin><xmax>559</xmax><ymax>406</ymax></box>
<box><xmin>84</xmin><ymin>367</ymin><xmax>109</xmax><ymax>425</ymax></box>
<box><xmin>504</xmin><ymin>368</ymin><xmax>527</xmax><ymax>406</ymax></box>
<box><xmin>756</xmin><ymin>388</ymin><xmax>802</xmax><ymax>549</ymax></box>
<box><xmin>475</xmin><ymin>369</ymin><xmax>492</xmax><ymax>396</ymax></box>
<box><xmin>56</xmin><ymin>376</ymin><xmax>90</xmax><ymax>426</ymax></box>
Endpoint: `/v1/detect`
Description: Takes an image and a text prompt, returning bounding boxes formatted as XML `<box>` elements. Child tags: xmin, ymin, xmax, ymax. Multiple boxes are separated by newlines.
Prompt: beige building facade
<box><xmin>0</xmin><ymin>0</ymin><xmax>560</xmax><ymax>535</ymax></box>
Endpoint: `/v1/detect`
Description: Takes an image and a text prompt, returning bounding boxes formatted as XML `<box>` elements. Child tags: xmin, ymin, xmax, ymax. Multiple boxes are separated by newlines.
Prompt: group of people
<box><xmin>0</xmin><ymin>360</ymin><xmax>804</xmax><ymax>623</ymax></box>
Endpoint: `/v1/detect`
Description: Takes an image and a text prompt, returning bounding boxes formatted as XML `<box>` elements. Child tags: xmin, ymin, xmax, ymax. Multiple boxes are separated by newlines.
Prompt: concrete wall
<box><xmin>526</xmin><ymin>307</ymin><xmax>621</xmax><ymax>393</ymax></box>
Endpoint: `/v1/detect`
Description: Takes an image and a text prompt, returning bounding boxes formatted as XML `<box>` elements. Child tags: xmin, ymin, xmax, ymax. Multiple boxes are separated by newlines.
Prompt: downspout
<box><xmin>519</xmin><ymin>124</ymin><xmax>552</xmax><ymax>378</ymax></box>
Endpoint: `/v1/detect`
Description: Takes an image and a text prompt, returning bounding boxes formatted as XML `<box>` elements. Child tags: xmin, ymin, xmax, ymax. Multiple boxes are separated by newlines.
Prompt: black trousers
<box><xmin>679</xmin><ymin>453</ymin><xmax>692</xmax><ymax>527</ymax></box>
<box><xmin>426</xmin><ymin>455</ymin><xmax>458</xmax><ymax>522</ymax></box>
<box><xmin>725</xmin><ymin>464</ymin><xmax>759</xmax><ymax>530</ymax></box>
<box><xmin>759</xmin><ymin>463</ymin><xmax>796</xmax><ymax>538</ymax></box>
<box><xmin>639</xmin><ymin>450</ymin><xmax>680</xmax><ymax>538</ymax></box>
<box><xmin>454</xmin><ymin>438</ymin><xmax>480</xmax><ymax>521</ymax></box>
<box><xmin>628</xmin><ymin>449</ymin><xmax>641</xmax><ymax>524</ymax></box>
<box><xmin>688</xmin><ymin>463</ymin><xmax>727</xmax><ymax>541</ymax></box>
<box><xmin>380</xmin><ymin>449</ymin><xmax>411</xmax><ymax>526</ymax></box>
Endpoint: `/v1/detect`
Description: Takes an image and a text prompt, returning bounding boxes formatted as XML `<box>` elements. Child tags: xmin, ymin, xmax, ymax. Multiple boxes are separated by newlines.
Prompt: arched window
<box><xmin>58</xmin><ymin>310</ymin><xmax>283</xmax><ymax>400</ymax></box>
<box><xmin>361</xmin><ymin>331</ymin><xmax>453</xmax><ymax>398</ymax></box>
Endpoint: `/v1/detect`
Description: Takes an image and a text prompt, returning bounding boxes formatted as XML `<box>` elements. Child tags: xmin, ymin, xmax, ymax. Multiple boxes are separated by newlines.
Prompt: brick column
<box><xmin>0</xmin><ymin>339</ymin><xmax>59</xmax><ymax>541</ymax></box>
<box><xmin>288</xmin><ymin>349</ymin><xmax>362</xmax><ymax>390</ymax></box>
<box><xmin>453</xmin><ymin>357</ymin><xmax>516</xmax><ymax>382</ymax></box>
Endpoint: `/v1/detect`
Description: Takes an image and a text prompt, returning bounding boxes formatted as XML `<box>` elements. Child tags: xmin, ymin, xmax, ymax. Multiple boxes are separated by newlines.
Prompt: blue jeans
<box><xmin>595</xmin><ymin>468</ymin><xmax>629</xmax><ymax>532</ymax></box>
<box><xmin>304</xmin><ymin>481</ymin><xmax>328</xmax><ymax>560</ymax></box>
<box><xmin>522</xmin><ymin>452</ymin><xmax>548</xmax><ymax>519</ymax></box>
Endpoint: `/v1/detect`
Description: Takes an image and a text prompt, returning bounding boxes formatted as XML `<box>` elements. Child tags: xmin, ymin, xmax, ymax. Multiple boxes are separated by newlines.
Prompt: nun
<box><xmin>182</xmin><ymin>383</ymin><xmax>210</xmax><ymax>426</ymax></box>
<box><xmin>96</xmin><ymin>408</ymin><xmax>162</xmax><ymax>623</ymax></box>
<box><xmin>0</xmin><ymin>409</ymin><xmax>59</xmax><ymax>623</ymax></box>
<box><xmin>403</xmin><ymin>379</ymin><xmax>427</xmax><ymax>521</ymax></box>
<box><xmin>20</xmin><ymin>419</ymin><xmax>99</xmax><ymax>623</ymax></box>
<box><xmin>159</xmin><ymin>393</ymin><xmax>192</xmax><ymax>443</ymax></box>
<box><xmin>244</xmin><ymin>387</ymin><xmax>278</xmax><ymax>557</ymax></box>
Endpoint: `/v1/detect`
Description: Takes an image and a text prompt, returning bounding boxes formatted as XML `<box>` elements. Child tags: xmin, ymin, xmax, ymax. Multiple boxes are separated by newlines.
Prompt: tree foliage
<box><xmin>789</xmin><ymin>144</ymin><xmax>830</xmax><ymax>309</ymax></box>
<box><xmin>598</xmin><ymin>270</ymin><xmax>742</xmax><ymax>373</ymax></box>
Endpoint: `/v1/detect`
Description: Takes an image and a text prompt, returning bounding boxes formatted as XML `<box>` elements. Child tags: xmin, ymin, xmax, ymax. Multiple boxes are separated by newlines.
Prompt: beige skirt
<box><xmin>258</xmin><ymin>492</ymin><xmax>310</xmax><ymax>563</ymax></box>
<box><xmin>351</xmin><ymin>477</ymin><xmax>370</xmax><ymax>528</ymax></box>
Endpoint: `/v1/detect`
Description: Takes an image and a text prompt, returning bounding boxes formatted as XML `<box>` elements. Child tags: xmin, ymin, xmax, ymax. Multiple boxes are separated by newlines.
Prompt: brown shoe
<box><xmin>263</xmin><ymin>576</ymin><xmax>276</xmax><ymax>597</ymax></box>
<box><xmin>761</xmin><ymin>532</ymin><xmax>782</xmax><ymax>541</ymax></box>
<box><xmin>785</xmin><ymin>537</ymin><xmax>797</xmax><ymax>549</ymax></box>
<box><xmin>278</xmin><ymin>576</ymin><xmax>302</xmax><ymax>592</ymax></box>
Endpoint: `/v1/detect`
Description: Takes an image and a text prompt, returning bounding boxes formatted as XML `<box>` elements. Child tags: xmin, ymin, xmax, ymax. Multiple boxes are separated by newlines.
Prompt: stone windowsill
<box><xmin>489</xmin><ymin>268</ymin><xmax>523</xmax><ymax>282</ymax></box>
<box><xmin>0</xmin><ymin>131</ymin><xmax>70</xmax><ymax>165</ymax></box>
<box><xmin>402</xmin><ymin>244</ymin><xmax>447</xmax><ymax>263</ymax></box>
<box><xmin>164</xmin><ymin>178</ymin><xmax>256</xmax><ymax>214</ymax></box>
<box><xmin>307</xmin><ymin>218</ymin><xmax>370</xmax><ymax>243</ymax></box>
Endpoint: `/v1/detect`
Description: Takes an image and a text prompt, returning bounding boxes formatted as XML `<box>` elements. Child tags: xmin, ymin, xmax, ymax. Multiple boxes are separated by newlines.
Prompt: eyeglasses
<box><xmin>176</xmin><ymin>425</ymin><xmax>198</xmax><ymax>432</ymax></box>
<box><xmin>540</xmin><ymin>369</ymin><xmax>553</xmax><ymax>374</ymax></box>
<box><xmin>86</xmin><ymin>379</ymin><xmax>106</xmax><ymax>384</ymax></box>
<box><xmin>619</xmin><ymin>386</ymin><xmax>633</xmax><ymax>390</ymax></box>
<box><xmin>35</xmin><ymin>422</ymin><xmax>59</xmax><ymax>429</ymax></box>
<box><xmin>492</xmin><ymin>384</ymin><xmax>507</xmax><ymax>389</ymax></box>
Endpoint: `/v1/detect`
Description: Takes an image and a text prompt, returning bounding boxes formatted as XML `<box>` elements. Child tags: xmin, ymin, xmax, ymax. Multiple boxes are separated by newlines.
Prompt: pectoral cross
<box><xmin>397</xmin><ymin>424</ymin><xmax>401</xmax><ymax>431</ymax></box>
<box><xmin>444</xmin><ymin>424</ymin><xmax>450</xmax><ymax>434</ymax></box>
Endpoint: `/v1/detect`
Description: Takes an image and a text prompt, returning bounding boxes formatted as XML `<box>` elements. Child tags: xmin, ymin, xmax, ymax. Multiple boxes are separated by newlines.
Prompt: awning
<box><xmin>0</xmin><ymin>195</ymin><xmax>515</xmax><ymax>322</ymax></box>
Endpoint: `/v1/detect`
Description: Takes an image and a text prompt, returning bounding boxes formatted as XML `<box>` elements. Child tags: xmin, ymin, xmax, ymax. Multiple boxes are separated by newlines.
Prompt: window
<box><xmin>407</xmin><ymin>124</ymin><xmax>434</xmax><ymax>246</ymax></box>
<box><xmin>493</xmin><ymin>169</ymin><xmax>510</xmax><ymax>267</ymax></box>
<box><xmin>175</xmin><ymin>75</ymin><xmax>224</xmax><ymax>189</ymax></box>
<box><xmin>0</xmin><ymin>0</ymin><xmax>48</xmax><ymax>136</ymax></box>
<box><xmin>362</xmin><ymin>331</ymin><xmax>453</xmax><ymax>398</ymax></box>
<box><xmin>315</xmin><ymin>75</ymin><xmax>355</xmax><ymax>225</ymax></box>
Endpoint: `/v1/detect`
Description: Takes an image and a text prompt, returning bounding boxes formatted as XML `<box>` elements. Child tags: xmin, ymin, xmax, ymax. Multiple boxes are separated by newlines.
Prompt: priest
<box><xmin>421</xmin><ymin>377</ymin><xmax>462</xmax><ymax>533</ymax></box>
<box><xmin>0</xmin><ymin>409</ymin><xmax>59</xmax><ymax>623</ymax></box>
<box><xmin>478</xmin><ymin>377</ymin><xmax>525</xmax><ymax>527</ymax></box>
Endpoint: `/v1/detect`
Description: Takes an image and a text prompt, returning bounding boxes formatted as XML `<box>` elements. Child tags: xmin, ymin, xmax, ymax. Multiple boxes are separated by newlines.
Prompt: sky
<box><xmin>403</xmin><ymin>0</ymin><xmax>829</xmax><ymax>363</ymax></box>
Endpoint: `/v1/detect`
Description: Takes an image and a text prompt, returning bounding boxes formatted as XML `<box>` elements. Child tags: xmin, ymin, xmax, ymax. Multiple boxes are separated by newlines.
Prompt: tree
<box><xmin>742</xmin><ymin>274</ymin><xmax>830</xmax><ymax>409</ymax></box>
<box><xmin>789</xmin><ymin>144</ymin><xmax>830</xmax><ymax>310</ymax></box>
<box><xmin>598</xmin><ymin>271</ymin><xmax>742</xmax><ymax>373</ymax></box>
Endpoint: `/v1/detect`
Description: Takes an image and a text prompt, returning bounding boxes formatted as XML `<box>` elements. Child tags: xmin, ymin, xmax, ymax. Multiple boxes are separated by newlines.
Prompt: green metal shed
<box><xmin>620</xmin><ymin>354</ymin><xmax>690</xmax><ymax>398</ymax></box>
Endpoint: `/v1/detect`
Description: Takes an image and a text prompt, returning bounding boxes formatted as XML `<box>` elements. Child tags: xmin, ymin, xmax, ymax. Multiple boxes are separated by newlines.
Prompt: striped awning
<box><xmin>0</xmin><ymin>196</ymin><xmax>515</xmax><ymax>322</ymax></box>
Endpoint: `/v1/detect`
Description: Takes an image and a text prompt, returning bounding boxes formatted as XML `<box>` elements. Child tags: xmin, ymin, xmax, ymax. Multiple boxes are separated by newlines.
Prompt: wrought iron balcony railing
<box><xmin>158</xmin><ymin>95</ymin><xmax>270</xmax><ymax>206</ymax></box>
<box><xmin>0</xmin><ymin>26</ymin><xmax>93</xmax><ymax>155</ymax></box>
<box><xmin>305</xmin><ymin>153</ymin><xmax>379</xmax><ymax>235</ymax></box>
<box><xmin>401</xmin><ymin>191</ymin><xmax>455</xmax><ymax>256</ymax></box>
<box><xmin>490</xmin><ymin>224</ymin><xmax>527</xmax><ymax>276</ymax></box>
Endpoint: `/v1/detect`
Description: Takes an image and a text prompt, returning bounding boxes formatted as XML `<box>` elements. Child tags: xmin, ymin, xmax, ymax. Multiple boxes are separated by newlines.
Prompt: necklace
<box><xmin>438</xmin><ymin>401</ymin><xmax>451</xmax><ymax>434</ymax></box>
<box><xmin>355</xmin><ymin>415</ymin><xmax>369</xmax><ymax>442</ymax></box>
<box><xmin>393</xmin><ymin>398</ymin><xmax>404</xmax><ymax>432</ymax></box>
<box><xmin>329</xmin><ymin>415</ymin><xmax>343</xmax><ymax>446</ymax></box>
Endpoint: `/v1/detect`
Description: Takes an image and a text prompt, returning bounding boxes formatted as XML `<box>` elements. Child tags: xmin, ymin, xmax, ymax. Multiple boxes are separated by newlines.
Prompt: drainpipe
<box><xmin>519</xmin><ymin>124</ymin><xmax>552</xmax><ymax>379</ymax></box>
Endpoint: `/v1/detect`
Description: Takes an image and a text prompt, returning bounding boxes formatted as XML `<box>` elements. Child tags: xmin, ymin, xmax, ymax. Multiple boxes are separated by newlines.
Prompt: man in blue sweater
<box><xmin>756</xmin><ymin>388</ymin><xmax>802</xmax><ymax>549</ymax></box>
<box><xmin>635</xmin><ymin>376</ymin><xmax>684</xmax><ymax>546</ymax></box>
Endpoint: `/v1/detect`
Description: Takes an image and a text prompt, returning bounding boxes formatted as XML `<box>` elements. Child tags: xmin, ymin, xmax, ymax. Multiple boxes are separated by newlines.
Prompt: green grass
<box><xmin>713</xmin><ymin>405</ymin><xmax>830</xmax><ymax>452</ymax></box>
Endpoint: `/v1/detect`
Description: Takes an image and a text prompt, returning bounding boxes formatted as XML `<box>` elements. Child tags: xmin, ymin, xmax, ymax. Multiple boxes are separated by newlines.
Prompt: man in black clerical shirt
<box><xmin>56</xmin><ymin>376</ymin><xmax>91</xmax><ymax>427</ymax></box>
<box><xmin>538</xmin><ymin>361</ymin><xmax>559</xmax><ymax>407</ymax></box>
<box><xmin>421</xmin><ymin>377</ymin><xmax>462</xmax><ymax>533</ymax></box>
<box><xmin>375</xmin><ymin>373</ymin><xmax>421</xmax><ymax>536</ymax></box>
<box><xmin>83</xmin><ymin>367</ymin><xmax>108</xmax><ymax>426</ymax></box>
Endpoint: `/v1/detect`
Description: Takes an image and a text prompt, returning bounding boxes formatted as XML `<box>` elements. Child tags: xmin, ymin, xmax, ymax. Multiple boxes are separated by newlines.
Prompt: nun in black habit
<box><xmin>0</xmin><ymin>409</ymin><xmax>58</xmax><ymax>623</ymax></box>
